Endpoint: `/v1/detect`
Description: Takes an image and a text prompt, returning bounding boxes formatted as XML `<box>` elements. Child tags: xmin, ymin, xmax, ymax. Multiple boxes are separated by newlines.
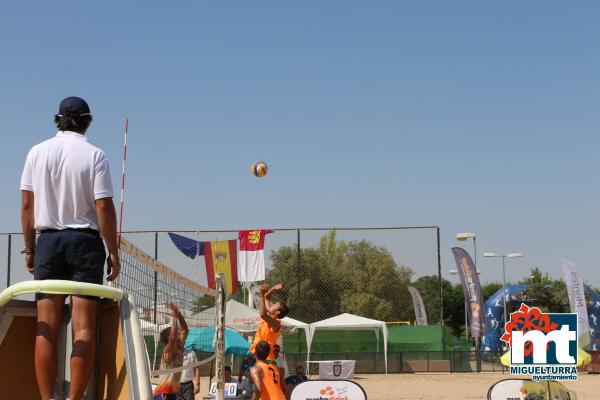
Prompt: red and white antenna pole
<box><xmin>118</xmin><ymin>117</ymin><xmax>128</xmax><ymax>248</ymax></box>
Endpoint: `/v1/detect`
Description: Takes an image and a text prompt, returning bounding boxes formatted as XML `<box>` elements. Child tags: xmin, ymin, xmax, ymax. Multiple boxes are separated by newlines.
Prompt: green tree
<box><xmin>339</xmin><ymin>240</ymin><xmax>413</xmax><ymax>322</ymax></box>
<box><xmin>482</xmin><ymin>282</ymin><xmax>503</xmax><ymax>300</ymax></box>
<box><xmin>521</xmin><ymin>268</ymin><xmax>569</xmax><ymax>313</ymax></box>
<box><xmin>265</xmin><ymin>231</ymin><xmax>415</xmax><ymax>323</ymax></box>
<box><xmin>192</xmin><ymin>294</ymin><xmax>215</xmax><ymax>313</ymax></box>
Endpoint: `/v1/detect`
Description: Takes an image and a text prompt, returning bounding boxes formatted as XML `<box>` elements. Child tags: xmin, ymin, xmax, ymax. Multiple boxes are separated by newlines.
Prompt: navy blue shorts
<box><xmin>34</xmin><ymin>228</ymin><xmax>106</xmax><ymax>301</ymax></box>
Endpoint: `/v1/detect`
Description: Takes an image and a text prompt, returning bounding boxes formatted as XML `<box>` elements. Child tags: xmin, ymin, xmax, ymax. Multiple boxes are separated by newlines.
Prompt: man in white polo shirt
<box><xmin>20</xmin><ymin>96</ymin><xmax>121</xmax><ymax>400</ymax></box>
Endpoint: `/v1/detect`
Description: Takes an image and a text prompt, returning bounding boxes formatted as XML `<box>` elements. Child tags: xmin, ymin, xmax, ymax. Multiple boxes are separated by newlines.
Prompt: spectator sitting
<box><xmin>224</xmin><ymin>365</ymin><xmax>237</xmax><ymax>384</ymax></box>
<box><xmin>237</xmin><ymin>369</ymin><xmax>255</xmax><ymax>399</ymax></box>
<box><xmin>285</xmin><ymin>365</ymin><xmax>309</xmax><ymax>392</ymax></box>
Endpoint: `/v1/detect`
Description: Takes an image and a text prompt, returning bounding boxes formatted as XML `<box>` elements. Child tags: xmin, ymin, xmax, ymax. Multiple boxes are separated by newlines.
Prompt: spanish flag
<box><xmin>204</xmin><ymin>240</ymin><xmax>238</xmax><ymax>294</ymax></box>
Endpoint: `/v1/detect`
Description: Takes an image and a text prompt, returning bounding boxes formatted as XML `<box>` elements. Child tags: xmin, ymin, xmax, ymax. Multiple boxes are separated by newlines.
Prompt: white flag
<box><xmin>408</xmin><ymin>286</ymin><xmax>428</xmax><ymax>326</ymax></box>
<box><xmin>238</xmin><ymin>230</ymin><xmax>272</xmax><ymax>282</ymax></box>
<box><xmin>562</xmin><ymin>259</ymin><xmax>590</xmax><ymax>347</ymax></box>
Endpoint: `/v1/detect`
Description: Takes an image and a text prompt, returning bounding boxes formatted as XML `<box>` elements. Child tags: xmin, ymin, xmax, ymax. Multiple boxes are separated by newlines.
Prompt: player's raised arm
<box><xmin>171</xmin><ymin>303</ymin><xmax>189</xmax><ymax>344</ymax></box>
<box><xmin>259</xmin><ymin>284</ymin><xmax>281</xmax><ymax>332</ymax></box>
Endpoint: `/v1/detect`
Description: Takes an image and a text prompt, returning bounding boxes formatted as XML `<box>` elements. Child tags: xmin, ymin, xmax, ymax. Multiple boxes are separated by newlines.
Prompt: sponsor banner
<box><xmin>291</xmin><ymin>380</ymin><xmax>367</xmax><ymax>400</ymax></box>
<box><xmin>488</xmin><ymin>379</ymin><xmax>576</xmax><ymax>400</ymax></box>
<box><xmin>501</xmin><ymin>303</ymin><xmax>578</xmax><ymax>381</ymax></box>
<box><xmin>562</xmin><ymin>259</ymin><xmax>591</xmax><ymax>348</ymax></box>
<box><xmin>451</xmin><ymin>247</ymin><xmax>486</xmax><ymax>337</ymax></box>
<box><xmin>407</xmin><ymin>286</ymin><xmax>428</xmax><ymax>326</ymax></box>
<box><xmin>317</xmin><ymin>361</ymin><xmax>356</xmax><ymax>380</ymax></box>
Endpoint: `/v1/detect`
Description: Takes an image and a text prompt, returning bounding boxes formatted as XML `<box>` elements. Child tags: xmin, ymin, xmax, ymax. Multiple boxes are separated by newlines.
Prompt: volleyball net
<box><xmin>116</xmin><ymin>237</ymin><xmax>219</xmax><ymax>372</ymax></box>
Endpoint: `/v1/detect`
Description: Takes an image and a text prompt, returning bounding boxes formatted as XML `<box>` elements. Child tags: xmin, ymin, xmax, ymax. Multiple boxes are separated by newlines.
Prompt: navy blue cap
<box><xmin>58</xmin><ymin>97</ymin><xmax>91</xmax><ymax>116</ymax></box>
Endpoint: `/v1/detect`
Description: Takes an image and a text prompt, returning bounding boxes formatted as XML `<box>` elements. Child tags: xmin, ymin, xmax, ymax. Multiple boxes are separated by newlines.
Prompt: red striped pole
<box><xmin>118</xmin><ymin>118</ymin><xmax>128</xmax><ymax>248</ymax></box>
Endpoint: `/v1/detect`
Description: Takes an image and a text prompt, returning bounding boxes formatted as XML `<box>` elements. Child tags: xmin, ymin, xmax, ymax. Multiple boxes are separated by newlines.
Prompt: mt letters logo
<box><xmin>501</xmin><ymin>304</ymin><xmax>578</xmax><ymax>381</ymax></box>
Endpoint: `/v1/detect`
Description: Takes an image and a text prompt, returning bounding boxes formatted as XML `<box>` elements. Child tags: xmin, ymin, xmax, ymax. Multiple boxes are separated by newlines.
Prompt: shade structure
<box><xmin>308</xmin><ymin>313</ymin><xmax>388</xmax><ymax>373</ymax></box>
<box><xmin>194</xmin><ymin>299</ymin><xmax>310</xmax><ymax>347</ymax></box>
<box><xmin>185</xmin><ymin>327</ymin><xmax>250</xmax><ymax>356</ymax></box>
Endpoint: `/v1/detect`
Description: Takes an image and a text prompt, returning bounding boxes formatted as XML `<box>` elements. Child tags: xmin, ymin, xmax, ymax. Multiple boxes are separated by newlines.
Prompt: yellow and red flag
<box><xmin>204</xmin><ymin>240</ymin><xmax>238</xmax><ymax>293</ymax></box>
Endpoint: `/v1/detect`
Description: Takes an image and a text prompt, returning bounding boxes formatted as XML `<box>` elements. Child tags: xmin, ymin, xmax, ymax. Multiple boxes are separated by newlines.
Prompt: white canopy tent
<box><xmin>194</xmin><ymin>299</ymin><xmax>310</xmax><ymax>347</ymax></box>
<box><xmin>308</xmin><ymin>313</ymin><xmax>388</xmax><ymax>373</ymax></box>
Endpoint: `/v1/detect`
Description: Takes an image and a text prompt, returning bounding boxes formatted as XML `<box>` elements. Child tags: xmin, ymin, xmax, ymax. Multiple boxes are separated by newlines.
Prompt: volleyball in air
<box><xmin>251</xmin><ymin>161</ymin><xmax>268</xmax><ymax>177</ymax></box>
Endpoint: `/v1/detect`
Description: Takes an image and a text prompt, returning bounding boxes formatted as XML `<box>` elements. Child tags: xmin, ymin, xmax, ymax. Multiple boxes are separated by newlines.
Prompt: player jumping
<box><xmin>250</xmin><ymin>283</ymin><xmax>289</xmax><ymax>360</ymax></box>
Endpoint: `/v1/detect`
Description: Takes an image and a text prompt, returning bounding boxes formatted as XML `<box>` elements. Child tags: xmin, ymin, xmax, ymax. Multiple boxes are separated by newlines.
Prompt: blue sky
<box><xmin>1</xmin><ymin>2</ymin><xmax>599</xmax><ymax>288</ymax></box>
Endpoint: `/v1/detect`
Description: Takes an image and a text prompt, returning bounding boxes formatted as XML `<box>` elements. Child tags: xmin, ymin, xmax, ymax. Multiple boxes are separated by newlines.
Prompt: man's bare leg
<box><xmin>68</xmin><ymin>296</ymin><xmax>99</xmax><ymax>400</ymax></box>
<box><xmin>35</xmin><ymin>295</ymin><xmax>67</xmax><ymax>400</ymax></box>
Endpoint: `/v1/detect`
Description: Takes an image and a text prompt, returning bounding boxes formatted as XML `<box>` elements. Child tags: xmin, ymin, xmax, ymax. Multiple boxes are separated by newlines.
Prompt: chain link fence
<box><xmin>2</xmin><ymin>226</ymin><xmax>443</xmax><ymax>327</ymax></box>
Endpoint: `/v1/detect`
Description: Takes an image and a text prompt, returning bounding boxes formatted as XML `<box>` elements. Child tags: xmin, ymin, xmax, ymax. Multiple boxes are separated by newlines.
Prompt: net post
<box><xmin>215</xmin><ymin>273</ymin><xmax>226</xmax><ymax>400</ymax></box>
<box><xmin>153</xmin><ymin>232</ymin><xmax>158</xmax><ymax>325</ymax></box>
<box><xmin>437</xmin><ymin>227</ymin><xmax>443</xmax><ymax>325</ymax></box>
<box><xmin>6</xmin><ymin>234</ymin><xmax>11</xmax><ymax>287</ymax></box>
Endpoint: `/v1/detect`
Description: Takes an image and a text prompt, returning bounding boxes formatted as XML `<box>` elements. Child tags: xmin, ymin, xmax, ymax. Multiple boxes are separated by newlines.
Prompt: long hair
<box><xmin>54</xmin><ymin>111</ymin><xmax>93</xmax><ymax>133</ymax></box>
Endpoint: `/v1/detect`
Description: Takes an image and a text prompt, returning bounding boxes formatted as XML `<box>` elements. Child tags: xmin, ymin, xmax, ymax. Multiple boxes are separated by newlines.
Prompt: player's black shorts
<box><xmin>34</xmin><ymin>228</ymin><xmax>105</xmax><ymax>301</ymax></box>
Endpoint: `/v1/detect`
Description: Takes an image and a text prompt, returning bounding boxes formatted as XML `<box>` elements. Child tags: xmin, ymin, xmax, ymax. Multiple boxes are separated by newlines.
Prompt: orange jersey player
<box><xmin>250</xmin><ymin>283</ymin><xmax>289</xmax><ymax>361</ymax></box>
<box><xmin>251</xmin><ymin>341</ymin><xmax>285</xmax><ymax>400</ymax></box>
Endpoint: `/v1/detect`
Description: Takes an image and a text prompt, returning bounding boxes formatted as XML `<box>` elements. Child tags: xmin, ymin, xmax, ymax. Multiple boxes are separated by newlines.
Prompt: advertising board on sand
<box><xmin>291</xmin><ymin>380</ymin><xmax>367</xmax><ymax>400</ymax></box>
<box><xmin>487</xmin><ymin>379</ymin><xmax>576</xmax><ymax>400</ymax></box>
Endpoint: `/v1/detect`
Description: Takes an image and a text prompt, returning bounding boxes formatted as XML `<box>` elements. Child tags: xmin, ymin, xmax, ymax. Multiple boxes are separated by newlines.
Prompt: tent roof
<box><xmin>282</xmin><ymin>316</ymin><xmax>308</xmax><ymax>329</ymax></box>
<box><xmin>194</xmin><ymin>299</ymin><xmax>308</xmax><ymax>334</ymax></box>
<box><xmin>310</xmin><ymin>313</ymin><xmax>386</xmax><ymax>330</ymax></box>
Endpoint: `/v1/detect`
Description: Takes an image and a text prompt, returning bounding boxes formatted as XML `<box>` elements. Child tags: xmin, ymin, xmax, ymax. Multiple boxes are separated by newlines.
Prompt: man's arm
<box><xmin>95</xmin><ymin>197</ymin><xmax>121</xmax><ymax>281</ymax></box>
<box><xmin>250</xmin><ymin>366</ymin><xmax>263</xmax><ymax>400</ymax></box>
<box><xmin>170</xmin><ymin>303</ymin><xmax>189</xmax><ymax>344</ymax></box>
<box><xmin>21</xmin><ymin>191</ymin><xmax>35</xmax><ymax>274</ymax></box>
<box><xmin>264</xmin><ymin>284</ymin><xmax>283</xmax><ymax>313</ymax></box>
<box><xmin>163</xmin><ymin>313</ymin><xmax>180</xmax><ymax>364</ymax></box>
<box><xmin>193</xmin><ymin>365</ymin><xmax>201</xmax><ymax>394</ymax></box>
<box><xmin>259</xmin><ymin>284</ymin><xmax>281</xmax><ymax>332</ymax></box>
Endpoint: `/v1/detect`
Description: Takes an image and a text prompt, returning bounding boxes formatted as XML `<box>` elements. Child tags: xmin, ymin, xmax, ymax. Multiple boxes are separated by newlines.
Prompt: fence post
<box><xmin>476</xmin><ymin>343</ymin><xmax>482</xmax><ymax>372</ymax></box>
<box><xmin>6</xmin><ymin>234</ymin><xmax>11</xmax><ymax>287</ymax></box>
<box><xmin>153</xmin><ymin>232</ymin><xmax>158</xmax><ymax>324</ymax></box>
<box><xmin>437</xmin><ymin>227</ymin><xmax>443</xmax><ymax>325</ymax></box>
<box><xmin>296</xmin><ymin>229</ymin><xmax>301</xmax><ymax>309</ymax></box>
<box><xmin>399</xmin><ymin>352</ymin><xmax>403</xmax><ymax>373</ymax></box>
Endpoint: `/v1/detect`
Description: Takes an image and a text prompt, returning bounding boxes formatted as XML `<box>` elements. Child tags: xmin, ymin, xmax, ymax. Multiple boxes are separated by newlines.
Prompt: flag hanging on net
<box><xmin>238</xmin><ymin>229</ymin><xmax>273</xmax><ymax>282</ymax></box>
<box><xmin>204</xmin><ymin>240</ymin><xmax>238</xmax><ymax>293</ymax></box>
<box><xmin>168</xmin><ymin>232</ymin><xmax>204</xmax><ymax>259</ymax></box>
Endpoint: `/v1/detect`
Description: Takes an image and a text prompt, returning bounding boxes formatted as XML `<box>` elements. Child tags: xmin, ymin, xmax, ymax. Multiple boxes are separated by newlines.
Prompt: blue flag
<box><xmin>585</xmin><ymin>286</ymin><xmax>600</xmax><ymax>351</ymax></box>
<box><xmin>168</xmin><ymin>232</ymin><xmax>204</xmax><ymax>259</ymax></box>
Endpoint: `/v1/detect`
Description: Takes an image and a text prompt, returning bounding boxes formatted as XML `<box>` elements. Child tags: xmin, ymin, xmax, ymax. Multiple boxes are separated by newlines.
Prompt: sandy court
<box><xmin>195</xmin><ymin>373</ymin><xmax>598</xmax><ymax>399</ymax></box>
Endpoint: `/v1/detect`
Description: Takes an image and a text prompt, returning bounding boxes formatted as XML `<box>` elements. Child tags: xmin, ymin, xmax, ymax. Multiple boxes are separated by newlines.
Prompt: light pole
<box><xmin>456</xmin><ymin>233</ymin><xmax>477</xmax><ymax>268</ymax></box>
<box><xmin>484</xmin><ymin>252</ymin><xmax>523</xmax><ymax>326</ymax></box>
